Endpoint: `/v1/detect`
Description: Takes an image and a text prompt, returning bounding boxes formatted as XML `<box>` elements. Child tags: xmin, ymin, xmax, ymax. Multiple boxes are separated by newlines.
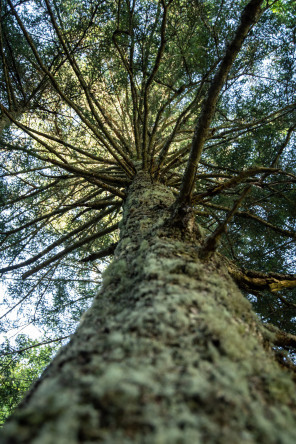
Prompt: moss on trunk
<box><xmin>1</xmin><ymin>172</ymin><xmax>296</xmax><ymax>443</ymax></box>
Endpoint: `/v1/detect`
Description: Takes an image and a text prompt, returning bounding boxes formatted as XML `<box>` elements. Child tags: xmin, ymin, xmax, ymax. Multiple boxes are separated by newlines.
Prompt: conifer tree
<box><xmin>1</xmin><ymin>0</ymin><xmax>296</xmax><ymax>442</ymax></box>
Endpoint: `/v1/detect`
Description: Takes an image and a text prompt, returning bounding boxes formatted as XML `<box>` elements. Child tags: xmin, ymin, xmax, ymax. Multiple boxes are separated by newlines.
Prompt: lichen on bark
<box><xmin>1</xmin><ymin>172</ymin><xmax>296</xmax><ymax>444</ymax></box>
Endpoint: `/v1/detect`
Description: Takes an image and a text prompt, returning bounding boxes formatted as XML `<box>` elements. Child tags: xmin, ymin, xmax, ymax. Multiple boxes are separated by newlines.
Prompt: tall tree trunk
<box><xmin>1</xmin><ymin>172</ymin><xmax>296</xmax><ymax>443</ymax></box>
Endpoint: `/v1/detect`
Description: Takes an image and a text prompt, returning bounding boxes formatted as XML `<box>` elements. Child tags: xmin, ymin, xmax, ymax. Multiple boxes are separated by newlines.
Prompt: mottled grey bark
<box><xmin>1</xmin><ymin>172</ymin><xmax>296</xmax><ymax>443</ymax></box>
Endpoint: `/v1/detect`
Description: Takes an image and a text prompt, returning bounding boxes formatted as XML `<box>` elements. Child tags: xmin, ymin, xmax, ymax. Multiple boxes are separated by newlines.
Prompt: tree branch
<box><xmin>199</xmin><ymin>186</ymin><xmax>252</xmax><ymax>260</ymax></box>
<box><xmin>227</xmin><ymin>263</ymin><xmax>296</xmax><ymax>295</ymax></box>
<box><xmin>193</xmin><ymin>167</ymin><xmax>279</xmax><ymax>203</ymax></box>
<box><xmin>2</xmin><ymin>335</ymin><xmax>71</xmax><ymax>356</ymax></box>
<box><xmin>203</xmin><ymin>202</ymin><xmax>296</xmax><ymax>240</ymax></box>
<box><xmin>0</xmin><ymin>208</ymin><xmax>117</xmax><ymax>274</ymax></box>
<box><xmin>80</xmin><ymin>242</ymin><xmax>118</xmax><ymax>263</ymax></box>
<box><xmin>22</xmin><ymin>223</ymin><xmax>119</xmax><ymax>279</ymax></box>
<box><xmin>177</xmin><ymin>0</ymin><xmax>264</xmax><ymax>204</ymax></box>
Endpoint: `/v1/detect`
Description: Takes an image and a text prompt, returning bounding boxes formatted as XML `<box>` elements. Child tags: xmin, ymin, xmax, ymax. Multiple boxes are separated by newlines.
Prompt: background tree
<box><xmin>0</xmin><ymin>335</ymin><xmax>61</xmax><ymax>425</ymax></box>
<box><xmin>1</xmin><ymin>0</ymin><xmax>296</xmax><ymax>441</ymax></box>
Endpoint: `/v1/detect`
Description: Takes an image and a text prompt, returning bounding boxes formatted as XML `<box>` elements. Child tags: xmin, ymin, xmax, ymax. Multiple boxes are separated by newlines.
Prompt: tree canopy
<box><xmin>0</xmin><ymin>0</ymin><xmax>296</xmax><ymax>422</ymax></box>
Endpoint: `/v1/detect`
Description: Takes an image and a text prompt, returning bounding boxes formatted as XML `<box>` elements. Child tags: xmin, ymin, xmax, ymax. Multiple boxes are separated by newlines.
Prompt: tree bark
<box><xmin>1</xmin><ymin>172</ymin><xmax>296</xmax><ymax>443</ymax></box>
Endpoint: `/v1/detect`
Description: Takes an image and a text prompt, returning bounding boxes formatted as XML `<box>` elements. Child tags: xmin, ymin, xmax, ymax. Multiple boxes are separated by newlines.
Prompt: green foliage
<box><xmin>0</xmin><ymin>335</ymin><xmax>60</xmax><ymax>425</ymax></box>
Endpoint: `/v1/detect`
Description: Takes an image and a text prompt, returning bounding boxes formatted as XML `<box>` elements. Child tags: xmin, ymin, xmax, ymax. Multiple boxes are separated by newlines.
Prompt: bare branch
<box><xmin>2</xmin><ymin>335</ymin><xmax>71</xmax><ymax>356</ymax></box>
<box><xmin>81</xmin><ymin>242</ymin><xmax>118</xmax><ymax>263</ymax></box>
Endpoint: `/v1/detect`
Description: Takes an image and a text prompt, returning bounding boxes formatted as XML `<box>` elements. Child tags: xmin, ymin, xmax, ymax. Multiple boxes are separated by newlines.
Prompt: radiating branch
<box><xmin>5</xmin><ymin>0</ymin><xmax>134</xmax><ymax>176</ymax></box>
<box><xmin>264</xmin><ymin>324</ymin><xmax>296</xmax><ymax>350</ymax></box>
<box><xmin>0</xmin><ymin>207</ymin><xmax>117</xmax><ymax>274</ymax></box>
<box><xmin>81</xmin><ymin>242</ymin><xmax>118</xmax><ymax>263</ymax></box>
<box><xmin>142</xmin><ymin>1</ymin><xmax>168</xmax><ymax>168</ymax></box>
<box><xmin>199</xmin><ymin>186</ymin><xmax>252</xmax><ymax>260</ymax></box>
<box><xmin>203</xmin><ymin>202</ymin><xmax>296</xmax><ymax>240</ymax></box>
<box><xmin>177</xmin><ymin>0</ymin><xmax>264</xmax><ymax>205</ymax></box>
<box><xmin>227</xmin><ymin>263</ymin><xmax>296</xmax><ymax>295</ymax></box>
<box><xmin>193</xmin><ymin>167</ymin><xmax>279</xmax><ymax>204</ymax></box>
<box><xmin>1</xmin><ymin>335</ymin><xmax>71</xmax><ymax>356</ymax></box>
<box><xmin>22</xmin><ymin>222</ymin><xmax>119</xmax><ymax>279</ymax></box>
<box><xmin>43</xmin><ymin>0</ymin><xmax>135</xmax><ymax>169</ymax></box>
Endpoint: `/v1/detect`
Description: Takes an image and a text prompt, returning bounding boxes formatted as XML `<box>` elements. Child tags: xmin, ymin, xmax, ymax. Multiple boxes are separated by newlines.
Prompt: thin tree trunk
<box><xmin>1</xmin><ymin>172</ymin><xmax>296</xmax><ymax>443</ymax></box>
